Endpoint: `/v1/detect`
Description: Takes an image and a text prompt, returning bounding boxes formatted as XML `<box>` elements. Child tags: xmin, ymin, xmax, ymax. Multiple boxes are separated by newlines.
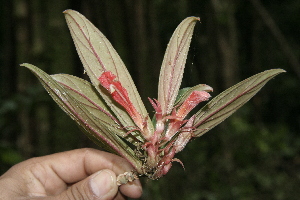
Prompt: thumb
<box><xmin>57</xmin><ymin>169</ymin><xmax>118</xmax><ymax>200</ymax></box>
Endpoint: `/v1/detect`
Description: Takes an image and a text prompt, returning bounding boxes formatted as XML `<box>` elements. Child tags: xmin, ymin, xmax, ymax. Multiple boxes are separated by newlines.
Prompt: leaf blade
<box><xmin>21</xmin><ymin>63</ymin><xmax>143</xmax><ymax>173</ymax></box>
<box><xmin>51</xmin><ymin>74</ymin><xmax>145</xmax><ymax>144</ymax></box>
<box><xmin>63</xmin><ymin>9</ymin><xmax>153</xmax><ymax>136</ymax></box>
<box><xmin>193</xmin><ymin>69</ymin><xmax>285</xmax><ymax>137</ymax></box>
<box><xmin>158</xmin><ymin>16</ymin><xmax>200</xmax><ymax>115</ymax></box>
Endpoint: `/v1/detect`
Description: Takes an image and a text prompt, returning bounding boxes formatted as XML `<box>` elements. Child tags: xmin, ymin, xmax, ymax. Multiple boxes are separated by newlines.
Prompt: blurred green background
<box><xmin>1</xmin><ymin>0</ymin><xmax>299</xmax><ymax>199</ymax></box>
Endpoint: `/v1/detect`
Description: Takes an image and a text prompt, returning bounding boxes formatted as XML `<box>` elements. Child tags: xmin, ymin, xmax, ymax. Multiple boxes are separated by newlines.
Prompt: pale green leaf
<box><xmin>21</xmin><ymin>63</ymin><xmax>143</xmax><ymax>173</ymax></box>
<box><xmin>158</xmin><ymin>16</ymin><xmax>200</xmax><ymax>115</ymax></box>
<box><xmin>51</xmin><ymin>74</ymin><xmax>145</xmax><ymax>144</ymax></box>
<box><xmin>63</xmin><ymin>9</ymin><xmax>154</xmax><ymax>137</ymax></box>
<box><xmin>193</xmin><ymin>69</ymin><xmax>285</xmax><ymax>137</ymax></box>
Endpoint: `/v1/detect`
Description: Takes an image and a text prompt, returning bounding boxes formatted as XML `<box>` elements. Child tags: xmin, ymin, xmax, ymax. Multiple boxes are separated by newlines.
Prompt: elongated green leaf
<box><xmin>158</xmin><ymin>16</ymin><xmax>200</xmax><ymax>115</ymax></box>
<box><xmin>193</xmin><ymin>69</ymin><xmax>285</xmax><ymax>137</ymax></box>
<box><xmin>51</xmin><ymin>74</ymin><xmax>145</xmax><ymax>144</ymax></box>
<box><xmin>21</xmin><ymin>63</ymin><xmax>143</xmax><ymax>173</ymax></box>
<box><xmin>63</xmin><ymin>10</ymin><xmax>153</xmax><ymax>137</ymax></box>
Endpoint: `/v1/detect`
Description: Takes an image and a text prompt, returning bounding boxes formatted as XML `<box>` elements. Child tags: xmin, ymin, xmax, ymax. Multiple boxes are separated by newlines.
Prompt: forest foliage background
<box><xmin>1</xmin><ymin>0</ymin><xmax>300</xmax><ymax>199</ymax></box>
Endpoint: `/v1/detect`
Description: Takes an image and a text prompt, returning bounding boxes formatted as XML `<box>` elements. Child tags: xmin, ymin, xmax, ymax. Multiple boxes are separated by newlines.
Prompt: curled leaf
<box><xmin>174</xmin><ymin>84</ymin><xmax>213</xmax><ymax>106</ymax></box>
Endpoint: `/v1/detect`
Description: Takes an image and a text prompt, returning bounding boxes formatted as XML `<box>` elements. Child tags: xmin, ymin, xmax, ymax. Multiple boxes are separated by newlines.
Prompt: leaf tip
<box><xmin>187</xmin><ymin>16</ymin><xmax>200</xmax><ymax>23</ymax></box>
<box><xmin>20</xmin><ymin>63</ymin><xmax>31</xmax><ymax>68</ymax></box>
<box><xmin>267</xmin><ymin>68</ymin><xmax>286</xmax><ymax>76</ymax></box>
<box><xmin>62</xmin><ymin>9</ymin><xmax>73</xmax><ymax>14</ymax></box>
<box><xmin>63</xmin><ymin>9</ymin><xmax>80</xmax><ymax>19</ymax></box>
<box><xmin>278</xmin><ymin>68</ymin><xmax>286</xmax><ymax>73</ymax></box>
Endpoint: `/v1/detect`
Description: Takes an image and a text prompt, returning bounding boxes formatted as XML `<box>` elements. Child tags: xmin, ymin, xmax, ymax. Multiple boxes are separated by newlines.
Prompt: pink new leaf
<box><xmin>98</xmin><ymin>71</ymin><xmax>146</xmax><ymax>132</ymax></box>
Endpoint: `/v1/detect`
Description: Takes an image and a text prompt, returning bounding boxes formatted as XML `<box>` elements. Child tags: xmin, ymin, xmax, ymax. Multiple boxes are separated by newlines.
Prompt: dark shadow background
<box><xmin>1</xmin><ymin>0</ymin><xmax>300</xmax><ymax>199</ymax></box>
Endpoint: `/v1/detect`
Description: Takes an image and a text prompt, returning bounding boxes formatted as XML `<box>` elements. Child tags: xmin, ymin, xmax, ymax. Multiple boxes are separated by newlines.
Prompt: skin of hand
<box><xmin>0</xmin><ymin>148</ymin><xmax>142</xmax><ymax>200</ymax></box>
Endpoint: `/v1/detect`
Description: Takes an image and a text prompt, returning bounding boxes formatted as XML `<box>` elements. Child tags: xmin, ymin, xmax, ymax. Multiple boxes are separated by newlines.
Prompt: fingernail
<box><xmin>90</xmin><ymin>170</ymin><xmax>114</xmax><ymax>197</ymax></box>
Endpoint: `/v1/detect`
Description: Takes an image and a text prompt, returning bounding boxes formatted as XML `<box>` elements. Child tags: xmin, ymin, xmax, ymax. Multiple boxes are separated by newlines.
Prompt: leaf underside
<box><xmin>193</xmin><ymin>69</ymin><xmax>285</xmax><ymax>137</ymax></box>
<box><xmin>63</xmin><ymin>10</ymin><xmax>153</xmax><ymax>137</ymax></box>
<box><xmin>158</xmin><ymin>16</ymin><xmax>200</xmax><ymax>115</ymax></box>
<box><xmin>51</xmin><ymin>73</ymin><xmax>144</xmax><ymax>144</ymax></box>
<box><xmin>21</xmin><ymin>63</ymin><xmax>143</xmax><ymax>173</ymax></box>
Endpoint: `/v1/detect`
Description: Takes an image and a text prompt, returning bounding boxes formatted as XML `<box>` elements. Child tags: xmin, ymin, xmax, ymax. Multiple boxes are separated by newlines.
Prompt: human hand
<box><xmin>0</xmin><ymin>148</ymin><xmax>142</xmax><ymax>200</ymax></box>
